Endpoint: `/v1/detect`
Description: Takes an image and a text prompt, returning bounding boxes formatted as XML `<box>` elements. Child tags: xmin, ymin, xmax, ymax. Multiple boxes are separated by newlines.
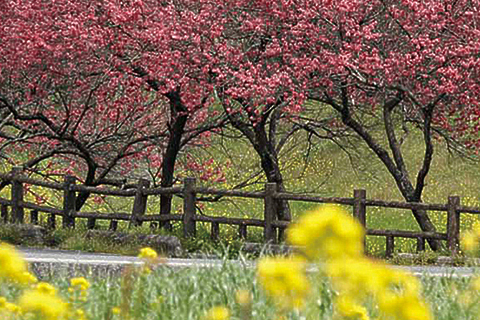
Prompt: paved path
<box><xmin>17</xmin><ymin>247</ymin><xmax>479</xmax><ymax>279</ymax></box>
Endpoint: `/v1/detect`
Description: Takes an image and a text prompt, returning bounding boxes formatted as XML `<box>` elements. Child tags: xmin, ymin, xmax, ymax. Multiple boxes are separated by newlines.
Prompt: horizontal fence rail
<box><xmin>0</xmin><ymin>166</ymin><xmax>475</xmax><ymax>256</ymax></box>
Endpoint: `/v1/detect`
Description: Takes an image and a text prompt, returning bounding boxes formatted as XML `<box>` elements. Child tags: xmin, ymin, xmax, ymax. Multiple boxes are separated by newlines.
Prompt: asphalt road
<box><xmin>17</xmin><ymin>247</ymin><xmax>480</xmax><ymax>279</ymax></box>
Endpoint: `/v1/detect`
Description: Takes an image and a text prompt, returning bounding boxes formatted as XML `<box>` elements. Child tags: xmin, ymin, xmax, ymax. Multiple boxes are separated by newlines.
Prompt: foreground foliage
<box><xmin>1</xmin><ymin>205</ymin><xmax>480</xmax><ymax>319</ymax></box>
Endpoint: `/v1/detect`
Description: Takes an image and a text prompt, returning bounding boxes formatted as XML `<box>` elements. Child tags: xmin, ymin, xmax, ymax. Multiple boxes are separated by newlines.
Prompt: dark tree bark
<box><xmin>132</xmin><ymin>67</ymin><xmax>190</xmax><ymax>224</ymax></box>
<box><xmin>225</xmin><ymin>103</ymin><xmax>292</xmax><ymax>221</ymax></box>
<box><xmin>159</xmin><ymin>91</ymin><xmax>189</xmax><ymax>228</ymax></box>
<box><xmin>315</xmin><ymin>89</ymin><xmax>445</xmax><ymax>251</ymax></box>
<box><xmin>253</xmin><ymin>118</ymin><xmax>291</xmax><ymax>221</ymax></box>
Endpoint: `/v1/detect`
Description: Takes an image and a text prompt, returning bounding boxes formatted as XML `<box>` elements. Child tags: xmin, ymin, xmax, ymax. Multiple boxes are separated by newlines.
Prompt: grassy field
<box><xmin>1</xmin><ymin>252</ymin><xmax>480</xmax><ymax>320</ymax></box>
<box><xmin>2</xmin><ymin>205</ymin><xmax>480</xmax><ymax>320</ymax></box>
<box><xmin>182</xmin><ymin>122</ymin><xmax>480</xmax><ymax>257</ymax></box>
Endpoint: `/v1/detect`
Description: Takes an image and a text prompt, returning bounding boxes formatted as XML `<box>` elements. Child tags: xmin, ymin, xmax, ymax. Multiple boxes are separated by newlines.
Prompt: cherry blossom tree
<box><xmin>2</xmin><ymin>0</ymin><xmax>480</xmax><ymax>248</ymax></box>
<box><xmin>98</xmin><ymin>0</ymin><xmax>227</xmax><ymax>221</ymax></box>
<box><xmin>303</xmin><ymin>0</ymin><xmax>480</xmax><ymax>251</ymax></box>
<box><xmin>0</xmin><ymin>0</ymin><xmax>225</xmax><ymax>216</ymax></box>
<box><xmin>207</xmin><ymin>0</ymin><xmax>480</xmax><ymax>250</ymax></box>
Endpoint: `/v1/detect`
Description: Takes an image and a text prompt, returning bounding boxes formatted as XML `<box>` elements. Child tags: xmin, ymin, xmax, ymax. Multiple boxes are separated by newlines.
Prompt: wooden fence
<box><xmin>1</xmin><ymin>167</ymin><xmax>479</xmax><ymax>257</ymax></box>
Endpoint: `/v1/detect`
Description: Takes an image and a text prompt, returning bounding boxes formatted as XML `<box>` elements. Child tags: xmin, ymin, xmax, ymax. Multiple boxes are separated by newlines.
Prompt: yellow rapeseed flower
<box><xmin>0</xmin><ymin>297</ymin><xmax>6</xmax><ymax>308</ymax></box>
<box><xmin>335</xmin><ymin>296</ymin><xmax>370</xmax><ymax>320</ymax></box>
<box><xmin>203</xmin><ymin>306</ymin><xmax>230</xmax><ymax>320</ymax></box>
<box><xmin>19</xmin><ymin>271</ymin><xmax>38</xmax><ymax>284</ymax></box>
<box><xmin>327</xmin><ymin>257</ymin><xmax>387</xmax><ymax>296</ymax></box>
<box><xmin>461</xmin><ymin>223</ymin><xmax>480</xmax><ymax>252</ymax></box>
<box><xmin>462</xmin><ymin>232</ymin><xmax>478</xmax><ymax>252</ymax></box>
<box><xmin>36</xmin><ymin>282</ymin><xmax>57</xmax><ymax>295</ymax></box>
<box><xmin>327</xmin><ymin>257</ymin><xmax>421</xmax><ymax>300</ymax></box>
<box><xmin>257</xmin><ymin>255</ymin><xmax>310</xmax><ymax>310</ymax></box>
<box><xmin>70</xmin><ymin>277</ymin><xmax>90</xmax><ymax>291</ymax></box>
<box><xmin>5</xmin><ymin>302</ymin><xmax>21</xmax><ymax>314</ymax></box>
<box><xmin>74</xmin><ymin>309</ymin><xmax>87</xmax><ymax>320</ymax></box>
<box><xmin>287</xmin><ymin>205</ymin><xmax>364</xmax><ymax>261</ymax></box>
<box><xmin>470</xmin><ymin>276</ymin><xmax>480</xmax><ymax>291</ymax></box>
<box><xmin>0</xmin><ymin>296</ymin><xmax>21</xmax><ymax>315</ymax></box>
<box><xmin>235</xmin><ymin>289</ymin><xmax>251</xmax><ymax>305</ymax></box>
<box><xmin>378</xmin><ymin>291</ymin><xmax>432</xmax><ymax>320</ymax></box>
<box><xmin>138</xmin><ymin>247</ymin><xmax>158</xmax><ymax>262</ymax></box>
<box><xmin>111</xmin><ymin>307</ymin><xmax>121</xmax><ymax>315</ymax></box>
<box><xmin>18</xmin><ymin>289</ymin><xmax>67</xmax><ymax>320</ymax></box>
<box><xmin>0</xmin><ymin>242</ymin><xmax>29</xmax><ymax>283</ymax></box>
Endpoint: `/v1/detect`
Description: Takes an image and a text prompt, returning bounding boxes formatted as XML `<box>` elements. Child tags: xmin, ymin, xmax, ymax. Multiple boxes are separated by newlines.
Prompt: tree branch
<box><xmin>414</xmin><ymin>93</ymin><xmax>446</xmax><ymax>199</ymax></box>
<box><xmin>383</xmin><ymin>91</ymin><xmax>408</xmax><ymax>175</ymax></box>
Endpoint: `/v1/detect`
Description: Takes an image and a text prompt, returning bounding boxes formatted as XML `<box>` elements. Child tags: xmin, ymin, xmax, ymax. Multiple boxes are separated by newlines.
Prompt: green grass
<box><xmin>183</xmin><ymin>122</ymin><xmax>480</xmax><ymax>257</ymax></box>
<box><xmin>1</xmin><ymin>259</ymin><xmax>479</xmax><ymax>319</ymax></box>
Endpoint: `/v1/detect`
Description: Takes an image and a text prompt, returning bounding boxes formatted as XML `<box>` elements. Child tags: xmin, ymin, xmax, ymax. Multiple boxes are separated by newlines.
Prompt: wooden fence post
<box><xmin>47</xmin><ymin>213</ymin><xmax>56</xmax><ymax>229</ymax></box>
<box><xmin>211</xmin><ymin>222</ymin><xmax>219</xmax><ymax>241</ymax></box>
<box><xmin>416</xmin><ymin>237</ymin><xmax>426</xmax><ymax>252</ymax></box>
<box><xmin>87</xmin><ymin>217</ymin><xmax>96</xmax><ymax>230</ymax></box>
<box><xmin>63</xmin><ymin>175</ymin><xmax>76</xmax><ymax>228</ymax></box>
<box><xmin>30</xmin><ymin>210</ymin><xmax>38</xmax><ymax>225</ymax></box>
<box><xmin>385</xmin><ymin>236</ymin><xmax>395</xmax><ymax>258</ymax></box>
<box><xmin>447</xmin><ymin>196</ymin><xmax>460</xmax><ymax>255</ymax></box>
<box><xmin>11</xmin><ymin>166</ymin><xmax>24</xmax><ymax>224</ymax></box>
<box><xmin>239</xmin><ymin>224</ymin><xmax>247</xmax><ymax>240</ymax></box>
<box><xmin>183</xmin><ymin>177</ymin><xmax>196</xmax><ymax>237</ymax></box>
<box><xmin>1</xmin><ymin>205</ymin><xmax>8</xmax><ymax>223</ymax></box>
<box><xmin>131</xmin><ymin>178</ymin><xmax>150</xmax><ymax>227</ymax></box>
<box><xmin>264</xmin><ymin>183</ymin><xmax>277</xmax><ymax>243</ymax></box>
<box><xmin>278</xmin><ymin>227</ymin><xmax>286</xmax><ymax>243</ymax></box>
<box><xmin>353</xmin><ymin>189</ymin><xmax>367</xmax><ymax>252</ymax></box>
<box><xmin>109</xmin><ymin>220</ymin><xmax>118</xmax><ymax>231</ymax></box>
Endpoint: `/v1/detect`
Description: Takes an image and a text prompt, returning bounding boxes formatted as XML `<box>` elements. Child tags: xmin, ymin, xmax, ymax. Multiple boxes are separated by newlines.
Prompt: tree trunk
<box><xmin>401</xmin><ymin>186</ymin><xmax>443</xmax><ymax>251</ymax></box>
<box><xmin>75</xmin><ymin>191</ymin><xmax>90</xmax><ymax>211</ymax></box>
<box><xmin>260</xmin><ymin>151</ymin><xmax>291</xmax><ymax>221</ymax></box>
<box><xmin>321</xmin><ymin>92</ymin><xmax>444</xmax><ymax>251</ymax></box>
<box><xmin>159</xmin><ymin>91</ymin><xmax>188</xmax><ymax>229</ymax></box>
<box><xmin>224</xmin><ymin>103</ymin><xmax>292</xmax><ymax>221</ymax></box>
<box><xmin>74</xmin><ymin>165</ymin><xmax>97</xmax><ymax>211</ymax></box>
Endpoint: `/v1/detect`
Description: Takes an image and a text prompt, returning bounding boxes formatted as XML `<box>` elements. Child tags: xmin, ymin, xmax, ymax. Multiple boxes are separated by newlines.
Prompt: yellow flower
<box><xmin>0</xmin><ymin>297</ymin><xmax>21</xmax><ymax>315</ymax></box>
<box><xmin>74</xmin><ymin>309</ymin><xmax>87</xmax><ymax>320</ymax></box>
<box><xmin>138</xmin><ymin>247</ymin><xmax>158</xmax><ymax>262</ymax></box>
<box><xmin>36</xmin><ymin>282</ymin><xmax>57</xmax><ymax>295</ymax></box>
<box><xmin>470</xmin><ymin>276</ymin><xmax>480</xmax><ymax>291</ymax></box>
<box><xmin>335</xmin><ymin>296</ymin><xmax>370</xmax><ymax>320</ymax></box>
<box><xmin>5</xmin><ymin>302</ymin><xmax>21</xmax><ymax>314</ymax></box>
<box><xmin>461</xmin><ymin>222</ymin><xmax>480</xmax><ymax>252</ymax></box>
<box><xmin>141</xmin><ymin>265</ymin><xmax>153</xmax><ymax>274</ymax></box>
<box><xmin>70</xmin><ymin>277</ymin><xmax>90</xmax><ymax>291</ymax></box>
<box><xmin>327</xmin><ymin>257</ymin><xmax>421</xmax><ymax>299</ymax></box>
<box><xmin>326</xmin><ymin>257</ymin><xmax>427</xmax><ymax>320</ymax></box>
<box><xmin>139</xmin><ymin>247</ymin><xmax>161</xmax><ymax>274</ymax></box>
<box><xmin>203</xmin><ymin>306</ymin><xmax>230</xmax><ymax>320</ymax></box>
<box><xmin>235</xmin><ymin>289</ymin><xmax>251</xmax><ymax>305</ymax></box>
<box><xmin>378</xmin><ymin>292</ymin><xmax>432</xmax><ymax>320</ymax></box>
<box><xmin>287</xmin><ymin>205</ymin><xmax>364</xmax><ymax>261</ymax></box>
<box><xmin>19</xmin><ymin>271</ymin><xmax>38</xmax><ymax>284</ymax></box>
<box><xmin>257</xmin><ymin>255</ymin><xmax>310</xmax><ymax>310</ymax></box>
<box><xmin>111</xmin><ymin>307</ymin><xmax>121</xmax><ymax>315</ymax></box>
<box><xmin>0</xmin><ymin>242</ymin><xmax>29</xmax><ymax>283</ymax></box>
<box><xmin>18</xmin><ymin>289</ymin><xmax>67</xmax><ymax>320</ymax></box>
<box><xmin>327</xmin><ymin>258</ymin><xmax>384</xmax><ymax>296</ymax></box>
<box><xmin>462</xmin><ymin>231</ymin><xmax>479</xmax><ymax>252</ymax></box>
